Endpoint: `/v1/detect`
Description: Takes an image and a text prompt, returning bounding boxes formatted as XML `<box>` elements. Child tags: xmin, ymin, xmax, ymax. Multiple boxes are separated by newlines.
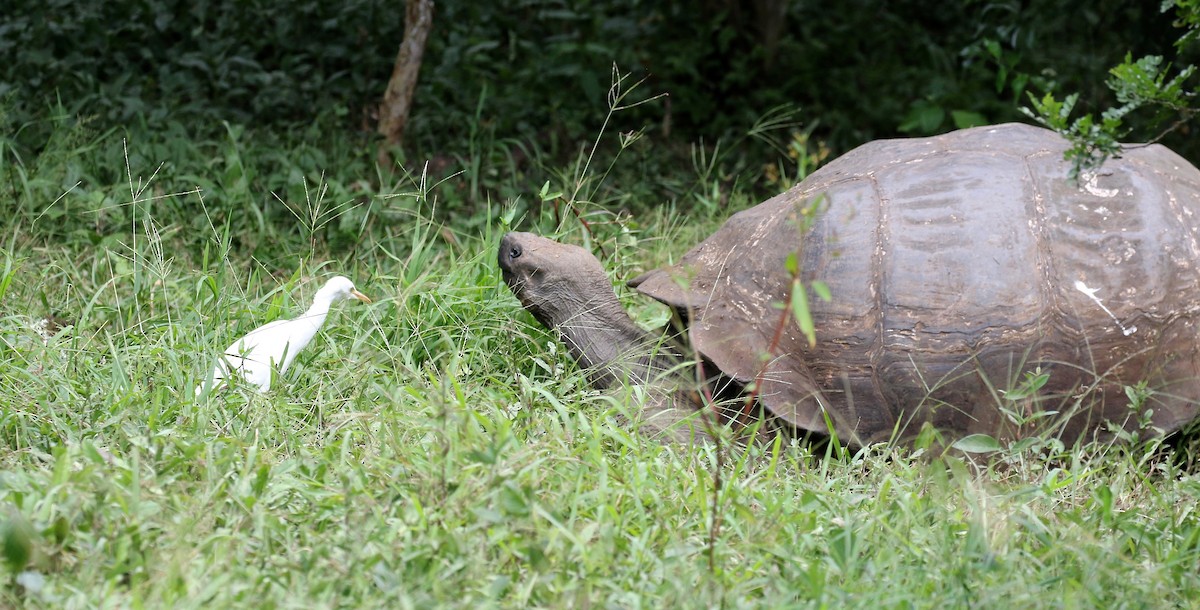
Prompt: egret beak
<box><xmin>352</xmin><ymin>289</ymin><xmax>372</xmax><ymax>304</ymax></box>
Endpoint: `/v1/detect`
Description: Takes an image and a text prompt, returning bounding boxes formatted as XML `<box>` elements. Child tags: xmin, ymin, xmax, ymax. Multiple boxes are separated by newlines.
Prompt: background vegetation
<box><xmin>2</xmin><ymin>0</ymin><xmax>1200</xmax><ymax>607</ymax></box>
<box><xmin>3</xmin><ymin>0</ymin><xmax>1192</xmax><ymax>155</ymax></box>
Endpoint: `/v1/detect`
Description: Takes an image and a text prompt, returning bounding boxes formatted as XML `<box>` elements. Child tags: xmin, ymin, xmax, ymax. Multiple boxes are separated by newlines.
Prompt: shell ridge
<box><xmin>866</xmin><ymin>171</ymin><xmax>895</xmax><ymax>434</ymax></box>
<box><xmin>1021</xmin><ymin>149</ymin><xmax>1064</xmax><ymax>355</ymax></box>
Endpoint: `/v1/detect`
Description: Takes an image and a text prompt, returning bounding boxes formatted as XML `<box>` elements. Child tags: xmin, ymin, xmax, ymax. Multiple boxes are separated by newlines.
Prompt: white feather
<box><xmin>196</xmin><ymin>276</ymin><xmax>371</xmax><ymax>395</ymax></box>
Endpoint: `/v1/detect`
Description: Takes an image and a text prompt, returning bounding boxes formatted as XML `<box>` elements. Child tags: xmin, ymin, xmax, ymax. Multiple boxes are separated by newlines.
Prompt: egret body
<box><xmin>197</xmin><ymin>276</ymin><xmax>371</xmax><ymax>394</ymax></box>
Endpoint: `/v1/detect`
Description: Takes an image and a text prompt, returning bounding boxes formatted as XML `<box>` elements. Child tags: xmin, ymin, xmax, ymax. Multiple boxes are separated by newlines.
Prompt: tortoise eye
<box><xmin>509</xmin><ymin>245</ymin><xmax>522</xmax><ymax>260</ymax></box>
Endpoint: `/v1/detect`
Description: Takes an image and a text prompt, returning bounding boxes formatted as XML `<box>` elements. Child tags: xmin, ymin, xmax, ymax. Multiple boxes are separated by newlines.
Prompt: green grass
<box><xmin>2</xmin><ymin>110</ymin><xmax>1200</xmax><ymax>609</ymax></box>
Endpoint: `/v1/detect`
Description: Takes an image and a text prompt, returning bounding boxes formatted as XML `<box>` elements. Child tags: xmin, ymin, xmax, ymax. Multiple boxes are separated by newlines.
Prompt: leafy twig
<box><xmin>740</xmin><ymin>196</ymin><xmax>829</xmax><ymax>426</ymax></box>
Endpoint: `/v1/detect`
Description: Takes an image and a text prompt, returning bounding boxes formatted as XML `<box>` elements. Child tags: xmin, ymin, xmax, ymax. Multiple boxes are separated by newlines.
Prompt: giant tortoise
<box><xmin>499</xmin><ymin>123</ymin><xmax>1200</xmax><ymax>446</ymax></box>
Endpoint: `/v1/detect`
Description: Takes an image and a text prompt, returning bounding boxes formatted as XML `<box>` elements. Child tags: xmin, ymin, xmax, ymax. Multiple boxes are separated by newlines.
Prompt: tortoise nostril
<box><xmin>509</xmin><ymin>245</ymin><xmax>522</xmax><ymax>260</ymax></box>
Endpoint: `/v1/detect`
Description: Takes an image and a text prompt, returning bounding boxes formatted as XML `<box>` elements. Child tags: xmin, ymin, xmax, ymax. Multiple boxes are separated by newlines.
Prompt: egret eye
<box><xmin>509</xmin><ymin>245</ymin><xmax>523</xmax><ymax>260</ymax></box>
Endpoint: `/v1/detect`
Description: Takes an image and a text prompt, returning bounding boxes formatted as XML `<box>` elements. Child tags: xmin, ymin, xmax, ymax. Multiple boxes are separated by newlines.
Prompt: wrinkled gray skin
<box><xmin>498</xmin><ymin>232</ymin><xmax>713</xmax><ymax>442</ymax></box>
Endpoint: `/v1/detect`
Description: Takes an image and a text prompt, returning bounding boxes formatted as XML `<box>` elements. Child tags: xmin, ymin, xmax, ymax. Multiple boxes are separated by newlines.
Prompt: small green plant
<box><xmin>996</xmin><ymin>367</ymin><xmax>1056</xmax><ymax>427</ymax></box>
<box><xmin>762</xmin><ymin>124</ymin><xmax>832</xmax><ymax>190</ymax></box>
<box><xmin>1107</xmin><ymin>381</ymin><xmax>1158</xmax><ymax>443</ymax></box>
<box><xmin>1024</xmin><ymin>2</ymin><xmax>1199</xmax><ymax>178</ymax></box>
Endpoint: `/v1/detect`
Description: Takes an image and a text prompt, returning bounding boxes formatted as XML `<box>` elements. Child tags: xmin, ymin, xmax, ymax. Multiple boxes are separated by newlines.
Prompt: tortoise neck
<box><xmin>543</xmin><ymin>290</ymin><xmax>669</xmax><ymax>389</ymax></box>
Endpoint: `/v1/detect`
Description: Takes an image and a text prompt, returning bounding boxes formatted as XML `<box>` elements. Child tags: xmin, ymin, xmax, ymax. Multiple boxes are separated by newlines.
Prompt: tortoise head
<box><xmin>499</xmin><ymin>231</ymin><xmax>681</xmax><ymax>394</ymax></box>
<box><xmin>498</xmin><ymin>231</ymin><xmax>615</xmax><ymax>332</ymax></box>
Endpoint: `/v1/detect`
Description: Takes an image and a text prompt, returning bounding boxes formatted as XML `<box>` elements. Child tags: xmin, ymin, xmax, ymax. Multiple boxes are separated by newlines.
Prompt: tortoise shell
<box><xmin>631</xmin><ymin>123</ymin><xmax>1200</xmax><ymax>445</ymax></box>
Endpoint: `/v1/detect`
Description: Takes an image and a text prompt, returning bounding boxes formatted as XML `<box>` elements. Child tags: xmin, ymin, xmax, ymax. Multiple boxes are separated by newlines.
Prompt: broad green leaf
<box><xmin>1004</xmin><ymin>369</ymin><xmax>1050</xmax><ymax>400</ymax></box>
<box><xmin>1</xmin><ymin>511</ymin><xmax>34</xmax><ymax>573</ymax></box>
<box><xmin>952</xmin><ymin>434</ymin><xmax>1002</xmax><ymax>454</ymax></box>
<box><xmin>785</xmin><ymin>252</ymin><xmax>799</xmax><ymax>275</ymax></box>
<box><xmin>811</xmin><ymin>280</ymin><xmax>832</xmax><ymax>302</ymax></box>
<box><xmin>791</xmin><ymin>279</ymin><xmax>816</xmax><ymax>347</ymax></box>
<box><xmin>898</xmin><ymin>101</ymin><xmax>945</xmax><ymax>134</ymax></box>
<box><xmin>951</xmin><ymin>110</ymin><xmax>988</xmax><ymax>129</ymax></box>
<box><xmin>538</xmin><ymin>181</ymin><xmax>563</xmax><ymax>202</ymax></box>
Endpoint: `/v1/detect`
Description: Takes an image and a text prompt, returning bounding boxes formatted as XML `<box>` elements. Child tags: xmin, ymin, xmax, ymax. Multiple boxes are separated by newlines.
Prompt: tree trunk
<box><xmin>753</xmin><ymin>0</ymin><xmax>788</xmax><ymax>69</ymax></box>
<box><xmin>377</xmin><ymin>0</ymin><xmax>434</xmax><ymax>170</ymax></box>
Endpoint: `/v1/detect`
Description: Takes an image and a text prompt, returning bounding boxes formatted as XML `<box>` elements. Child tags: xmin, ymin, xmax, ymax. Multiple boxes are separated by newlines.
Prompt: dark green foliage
<box><xmin>0</xmin><ymin>105</ymin><xmax>386</xmax><ymax>257</ymax></box>
<box><xmin>1</xmin><ymin>0</ymin><xmax>1186</xmax><ymax>160</ymax></box>
<box><xmin>1024</xmin><ymin>1</ymin><xmax>1199</xmax><ymax>175</ymax></box>
<box><xmin>386</xmin><ymin>0</ymin><xmax>1192</xmax><ymax>155</ymax></box>
<box><xmin>0</xmin><ymin>0</ymin><xmax>403</xmax><ymax>127</ymax></box>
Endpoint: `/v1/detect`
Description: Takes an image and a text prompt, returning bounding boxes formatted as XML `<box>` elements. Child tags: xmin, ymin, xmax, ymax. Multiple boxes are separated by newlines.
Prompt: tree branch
<box><xmin>377</xmin><ymin>0</ymin><xmax>435</xmax><ymax>170</ymax></box>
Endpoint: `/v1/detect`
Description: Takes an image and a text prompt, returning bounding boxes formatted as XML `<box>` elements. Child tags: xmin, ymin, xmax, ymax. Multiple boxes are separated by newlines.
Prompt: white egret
<box><xmin>196</xmin><ymin>276</ymin><xmax>371</xmax><ymax>395</ymax></box>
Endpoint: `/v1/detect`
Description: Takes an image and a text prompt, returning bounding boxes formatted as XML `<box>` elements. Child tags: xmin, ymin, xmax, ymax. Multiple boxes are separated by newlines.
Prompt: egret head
<box><xmin>318</xmin><ymin>276</ymin><xmax>372</xmax><ymax>304</ymax></box>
